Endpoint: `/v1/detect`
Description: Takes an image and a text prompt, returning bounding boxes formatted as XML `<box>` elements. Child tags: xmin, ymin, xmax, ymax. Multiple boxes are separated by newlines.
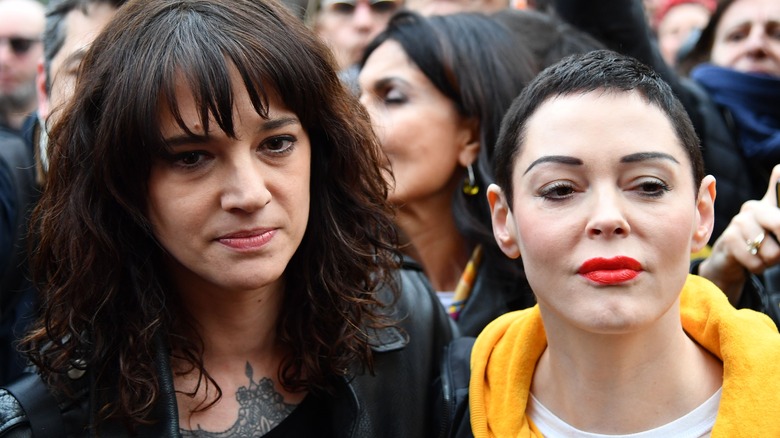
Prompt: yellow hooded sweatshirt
<box><xmin>469</xmin><ymin>274</ymin><xmax>780</xmax><ymax>437</ymax></box>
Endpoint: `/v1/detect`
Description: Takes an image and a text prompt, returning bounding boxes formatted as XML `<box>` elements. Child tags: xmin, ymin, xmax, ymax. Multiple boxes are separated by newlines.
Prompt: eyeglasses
<box><xmin>322</xmin><ymin>0</ymin><xmax>400</xmax><ymax>14</ymax></box>
<box><xmin>0</xmin><ymin>37</ymin><xmax>42</xmax><ymax>56</ymax></box>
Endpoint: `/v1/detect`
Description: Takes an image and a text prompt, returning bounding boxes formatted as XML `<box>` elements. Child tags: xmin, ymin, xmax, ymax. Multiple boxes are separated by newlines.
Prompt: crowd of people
<box><xmin>0</xmin><ymin>0</ymin><xmax>778</xmax><ymax>436</ymax></box>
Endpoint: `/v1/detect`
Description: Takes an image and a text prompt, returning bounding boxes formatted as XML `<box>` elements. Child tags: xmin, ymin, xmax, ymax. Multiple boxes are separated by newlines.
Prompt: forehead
<box><xmin>52</xmin><ymin>4</ymin><xmax>116</xmax><ymax>67</ymax></box>
<box><xmin>518</xmin><ymin>91</ymin><xmax>686</xmax><ymax>165</ymax></box>
<box><xmin>0</xmin><ymin>0</ymin><xmax>44</xmax><ymax>35</ymax></box>
<box><xmin>717</xmin><ymin>0</ymin><xmax>780</xmax><ymax>30</ymax></box>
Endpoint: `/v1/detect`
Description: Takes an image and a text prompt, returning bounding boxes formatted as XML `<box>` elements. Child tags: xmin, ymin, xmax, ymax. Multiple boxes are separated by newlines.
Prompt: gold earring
<box><xmin>463</xmin><ymin>164</ymin><xmax>479</xmax><ymax>196</ymax></box>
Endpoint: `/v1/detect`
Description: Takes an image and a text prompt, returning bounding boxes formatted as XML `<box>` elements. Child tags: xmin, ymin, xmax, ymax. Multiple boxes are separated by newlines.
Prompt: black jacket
<box><xmin>0</xmin><ymin>260</ymin><xmax>456</xmax><ymax>437</ymax></box>
<box><xmin>456</xmin><ymin>252</ymin><xmax>535</xmax><ymax>338</ymax></box>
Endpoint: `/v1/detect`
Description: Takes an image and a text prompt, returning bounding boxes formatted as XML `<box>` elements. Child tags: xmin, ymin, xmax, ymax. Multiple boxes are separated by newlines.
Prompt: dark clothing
<box><xmin>456</xmin><ymin>252</ymin><xmax>535</xmax><ymax>337</ymax></box>
<box><xmin>0</xmin><ymin>117</ymin><xmax>39</xmax><ymax>386</ymax></box>
<box><xmin>263</xmin><ymin>394</ymin><xmax>333</xmax><ymax>438</ymax></box>
<box><xmin>0</xmin><ymin>260</ymin><xmax>456</xmax><ymax>438</ymax></box>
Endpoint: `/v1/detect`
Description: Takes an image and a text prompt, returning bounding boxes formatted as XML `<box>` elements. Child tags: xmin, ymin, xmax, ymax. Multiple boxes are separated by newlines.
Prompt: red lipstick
<box><xmin>217</xmin><ymin>228</ymin><xmax>276</xmax><ymax>251</ymax></box>
<box><xmin>578</xmin><ymin>256</ymin><xmax>642</xmax><ymax>285</ymax></box>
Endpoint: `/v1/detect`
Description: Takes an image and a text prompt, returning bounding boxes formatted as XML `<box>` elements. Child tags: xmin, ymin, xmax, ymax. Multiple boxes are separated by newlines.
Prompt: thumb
<box><xmin>761</xmin><ymin>164</ymin><xmax>780</xmax><ymax>204</ymax></box>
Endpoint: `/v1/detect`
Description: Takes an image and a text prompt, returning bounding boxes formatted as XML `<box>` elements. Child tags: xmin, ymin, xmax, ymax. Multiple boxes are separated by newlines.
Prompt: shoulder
<box><xmin>0</xmin><ymin>388</ymin><xmax>31</xmax><ymax>437</ymax></box>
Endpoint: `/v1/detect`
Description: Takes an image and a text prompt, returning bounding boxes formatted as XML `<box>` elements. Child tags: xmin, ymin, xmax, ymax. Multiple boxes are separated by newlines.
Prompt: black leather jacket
<box><xmin>0</xmin><ymin>259</ymin><xmax>456</xmax><ymax>437</ymax></box>
<box><xmin>455</xmin><ymin>252</ymin><xmax>535</xmax><ymax>338</ymax></box>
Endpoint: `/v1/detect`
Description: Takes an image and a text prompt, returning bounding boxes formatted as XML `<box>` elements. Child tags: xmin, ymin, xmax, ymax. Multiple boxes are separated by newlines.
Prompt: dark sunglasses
<box><xmin>0</xmin><ymin>37</ymin><xmax>41</xmax><ymax>56</ymax></box>
<box><xmin>324</xmin><ymin>0</ymin><xmax>399</xmax><ymax>14</ymax></box>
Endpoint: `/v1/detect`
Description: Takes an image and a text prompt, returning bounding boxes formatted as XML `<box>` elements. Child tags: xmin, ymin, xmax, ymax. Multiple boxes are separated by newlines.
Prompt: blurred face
<box><xmin>710</xmin><ymin>0</ymin><xmax>780</xmax><ymax>76</ymax></box>
<box><xmin>40</xmin><ymin>2</ymin><xmax>117</xmax><ymax>122</ymax></box>
<box><xmin>0</xmin><ymin>0</ymin><xmax>44</xmax><ymax>113</ymax></box>
<box><xmin>657</xmin><ymin>3</ymin><xmax>712</xmax><ymax>66</ymax></box>
<box><xmin>490</xmin><ymin>91</ymin><xmax>714</xmax><ymax>335</ymax></box>
<box><xmin>358</xmin><ymin>40</ymin><xmax>476</xmax><ymax>206</ymax></box>
<box><xmin>148</xmin><ymin>68</ymin><xmax>311</xmax><ymax>295</ymax></box>
<box><xmin>316</xmin><ymin>0</ymin><xmax>401</xmax><ymax>70</ymax></box>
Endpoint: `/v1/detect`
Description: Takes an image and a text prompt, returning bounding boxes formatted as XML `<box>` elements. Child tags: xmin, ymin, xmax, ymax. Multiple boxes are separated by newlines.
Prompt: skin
<box><xmin>36</xmin><ymin>2</ymin><xmax>118</xmax><ymax>123</ymax></box>
<box><xmin>657</xmin><ymin>3</ymin><xmax>712</xmax><ymax>66</ymax></box>
<box><xmin>489</xmin><ymin>91</ymin><xmax>722</xmax><ymax>433</ymax></box>
<box><xmin>709</xmin><ymin>0</ymin><xmax>780</xmax><ymax>76</ymax></box>
<box><xmin>358</xmin><ymin>39</ymin><xmax>478</xmax><ymax>291</ymax></box>
<box><xmin>698</xmin><ymin>164</ymin><xmax>780</xmax><ymax>303</ymax></box>
<box><xmin>0</xmin><ymin>0</ymin><xmax>44</xmax><ymax>129</ymax></box>
<box><xmin>148</xmin><ymin>66</ymin><xmax>310</xmax><ymax>432</ymax></box>
<box><xmin>315</xmin><ymin>0</ymin><xmax>400</xmax><ymax>70</ymax></box>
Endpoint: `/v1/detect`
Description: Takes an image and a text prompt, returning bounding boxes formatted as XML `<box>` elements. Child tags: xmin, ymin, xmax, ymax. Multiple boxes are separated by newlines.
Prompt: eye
<box><xmin>329</xmin><ymin>2</ymin><xmax>355</xmax><ymax>13</ymax></box>
<box><xmin>383</xmin><ymin>86</ymin><xmax>407</xmax><ymax>105</ymax></box>
<box><xmin>538</xmin><ymin>181</ymin><xmax>575</xmax><ymax>201</ymax></box>
<box><xmin>170</xmin><ymin>150</ymin><xmax>209</xmax><ymax>169</ymax></box>
<box><xmin>261</xmin><ymin>135</ymin><xmax>296</xmax><ymax>155</ymax></box>
<box><xmin>725</xmin><ymin>28</ymin><xmax>749</xmax><ymax>42</ymax></box>
<box><xmin>370</xmin><ymin>0</ymin><xmax>398</xmax><ymax>13</ymax></box>
<box><xmin>634</xmin><ymin>178</ymin><xmax>671</xmax><ymax>198</ymax></box>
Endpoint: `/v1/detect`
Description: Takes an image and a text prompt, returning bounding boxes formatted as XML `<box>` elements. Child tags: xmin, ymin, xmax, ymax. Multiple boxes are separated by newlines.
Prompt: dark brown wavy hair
<box><xmin>22</xmin><ymin>0</ymin><xmax>399</xmax><ymax>429</ymax></box>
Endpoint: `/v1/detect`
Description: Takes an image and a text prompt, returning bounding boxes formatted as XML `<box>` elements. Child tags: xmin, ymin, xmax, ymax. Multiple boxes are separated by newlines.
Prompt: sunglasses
<box><xmin>0</xmin><ymin>37</ymin><xmax>42</xmax><ymax>56</ymax></box>
<box><xmin>323</xmin><ymin>0</ymin><xmax>399</xmax><ymax>14</ymax></box>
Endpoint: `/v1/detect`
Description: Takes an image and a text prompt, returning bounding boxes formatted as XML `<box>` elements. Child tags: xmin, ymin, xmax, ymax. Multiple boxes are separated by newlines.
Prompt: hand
<box><xmin>698</xmin><ymin>165</ymin><xmax>780</xmax><ymax>304</ymax></box>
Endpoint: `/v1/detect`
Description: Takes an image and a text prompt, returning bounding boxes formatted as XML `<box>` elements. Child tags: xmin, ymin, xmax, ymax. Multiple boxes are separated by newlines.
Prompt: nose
<box><xmin>744</xmin><ymin>26</ymin><xmax>769</xmax><ymax>57</ymax></box>
<box><xmin>352</xmin><ymin>1</ymin><xmax>375</xmax><ymax>30</ymax></box>
<box><xmin>585</xmin><ymin>188</ymin><xmax>630</xmax><ymax>239</ymax></box>
<box><xmin>220</xmin><ymin>154</ymin><xmax>272</xmax><ymax>213</ymax></box>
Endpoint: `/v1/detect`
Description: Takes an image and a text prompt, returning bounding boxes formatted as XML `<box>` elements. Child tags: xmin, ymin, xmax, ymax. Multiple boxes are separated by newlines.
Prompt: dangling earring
<box><xmin>462</xmin><ymin>164</ymin><xmax>479</xmax><ymax>196</ymax></box>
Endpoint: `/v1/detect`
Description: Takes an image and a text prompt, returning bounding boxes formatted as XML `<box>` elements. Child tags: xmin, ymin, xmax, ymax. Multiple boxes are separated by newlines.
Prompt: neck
<box><xmin>532</xmin><ymin>304</ymin><xmax>723</xmax><ymax>434</ymax></box>
<box><xmin>396</xmin><ymin>199</ymin><xmax>470</xmax><ymax>291</ymax></box>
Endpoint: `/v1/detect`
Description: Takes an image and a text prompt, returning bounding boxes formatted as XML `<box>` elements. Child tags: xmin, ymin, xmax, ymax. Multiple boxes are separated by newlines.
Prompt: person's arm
<box><xmin>697</xmin><ymin>165</ymin><xmax>780</xmax><ymax>305</ymax></box>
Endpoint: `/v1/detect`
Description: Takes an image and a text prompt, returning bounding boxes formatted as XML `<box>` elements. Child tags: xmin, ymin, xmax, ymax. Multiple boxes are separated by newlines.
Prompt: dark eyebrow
<box><xmin>163</xmin><ymin>116</ymin><xmax>301</xmax><ymax>147</ymax></box>
<box><xmin>523</xmin><ymin>151</ymin><xmax>680</xmax><ymax>175</ymax></box>
<box><xmin>524</xmin><ymin>155</ymin><xmax>583</xmax><ymax>175</ymax></box>
<box><xmin>620</xmin><ymin>152</ymin><xmax>679</xmax><ymax>165</ymax></box>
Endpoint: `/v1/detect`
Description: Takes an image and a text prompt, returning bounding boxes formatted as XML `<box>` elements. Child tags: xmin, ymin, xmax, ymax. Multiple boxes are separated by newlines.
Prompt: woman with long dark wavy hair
<box><xmin>0</xmin><ymin>0</ymin><xmax>454</xmax><ymax>436</ymax></box>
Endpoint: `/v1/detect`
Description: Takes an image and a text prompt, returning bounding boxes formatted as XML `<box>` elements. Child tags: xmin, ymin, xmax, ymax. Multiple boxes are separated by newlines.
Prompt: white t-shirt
<box><xmin>527</xmin><ymin>387</ymin><xmax>722</xmax><ymax>438</ymax></box>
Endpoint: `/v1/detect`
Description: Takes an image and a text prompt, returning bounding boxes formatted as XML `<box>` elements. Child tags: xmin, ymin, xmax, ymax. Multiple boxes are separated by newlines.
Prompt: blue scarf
<box><xmin>691</xmin><ymin>64</ymin><xmax>780</xmax><ymax>163</ymax></box>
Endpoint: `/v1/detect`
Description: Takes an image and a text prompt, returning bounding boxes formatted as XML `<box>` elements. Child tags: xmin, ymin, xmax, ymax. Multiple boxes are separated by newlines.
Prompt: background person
<box><xmin>0</xmin><ymin>0</ymin><xmax>128</xmax><ymax>387</ymax></box>
<box><xmin>358</xmin><ymin>11</ymin><xmax>537</xmax><ymax>336</ymax></box>
<box><xmin>0</xmin><ymin>0</ymin><xmax>44</xmax><ymax>134</ymax></box>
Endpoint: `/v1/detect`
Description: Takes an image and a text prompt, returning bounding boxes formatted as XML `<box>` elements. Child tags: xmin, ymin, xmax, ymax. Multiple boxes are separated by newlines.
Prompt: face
<box><xmin>657</xmin><ymin>3</ymin><xmax>712</xmax><ymax>66</ymax></box>
<box><xmin>38</xmin><ymin>2</ymin><xmax>117</xmax><ymax>122</ymax></box>
<box><xmin>710</xmin><ymin>0</ymin><xmax>780</xmax><ymax>76</ymax></box>
<box><xmin>358</xmin><ymin>40</ymin><xmax>477</xmax><ymax>206</ymax></box>
<box><xmin>490</xmin><ymin>91</ymin><xmax>714</xmax><ymax>335</ymax></box>
<box><xmin>0</xmin><ymin>0</ymin><xmax>44</xmax><ymax>111</ymax></box>
<box><xmin>316</xmin><ymin>0</ymin><xmax>401</xmax><ymax>70</ymax></box>
<box><xmin>148</xmin><ymin>68</ymin><xmax>311</xmax><ymax>295</ymax></box>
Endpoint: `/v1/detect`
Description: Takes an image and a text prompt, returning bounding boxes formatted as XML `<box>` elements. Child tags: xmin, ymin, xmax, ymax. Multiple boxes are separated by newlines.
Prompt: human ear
<box><xmin>487</xmin><ymin>183</ymin><xmax>521</xmax><ymax>259</ymax></box>
<box><xmin>36</xmin><ymin>60</ymin><xmax>49</xmax><ymax>121</ymax></box>
<box><xmin>457</xmin><ymin>117</ymin><xmax>480</xmax><ymax>167</ymax></box>
<box><xmin>691</xmin><ymin>175</ymin><xmax>716</xmax><ymax>253</ymax></box>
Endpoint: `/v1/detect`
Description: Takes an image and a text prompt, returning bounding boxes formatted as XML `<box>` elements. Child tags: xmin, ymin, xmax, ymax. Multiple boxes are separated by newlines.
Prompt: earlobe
<box><xmin>691</xmin><ymin>176</ymin><xmax>716</xmax><ymax>252</ymax></box>
<box><xmin>487</xmin><ymin>184</ymin><xmax>521</xmax><ymax>259</ymax></box>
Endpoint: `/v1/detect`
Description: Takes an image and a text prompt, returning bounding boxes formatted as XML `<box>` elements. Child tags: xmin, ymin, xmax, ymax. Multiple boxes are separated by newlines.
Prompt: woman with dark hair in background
<box><xmin>0</xmin><ymin>0</ymin><xmax>454</xmax><ymax>436</ymax></box>
<box><xmin>358</xmin><ymin>11</ymin><xmax>537</xmax><ymax>336</ymax></box>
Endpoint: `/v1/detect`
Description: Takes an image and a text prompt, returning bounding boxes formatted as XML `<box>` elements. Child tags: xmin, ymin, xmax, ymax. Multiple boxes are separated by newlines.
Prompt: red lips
<box><xmin>578</xmin><ymin>256</ymin><xmax>642</xmax><ymax>285</ymax></box>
